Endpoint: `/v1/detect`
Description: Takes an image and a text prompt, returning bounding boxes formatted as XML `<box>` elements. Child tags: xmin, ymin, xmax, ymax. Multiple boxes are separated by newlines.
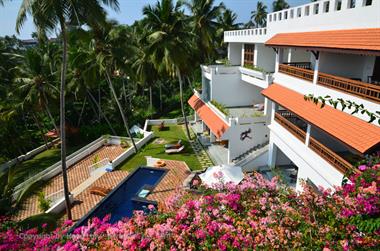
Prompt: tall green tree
<box><xmin>183</xmin><ymin>0</ymin><xmax>224</xmax><ymax>63</ymax></box>
<box><xmin>143</xmin><ymin>0</ymin><xmax>194</xmax><ymax>139</ymax></box>
<box><xmin>251</xmin><ymin>1</ymin><xmax>268</xmax><ymax>28</ymax></box>
<box><xmin>16</xmin><ymin>0</ymin><xmax>120</xmax><ymax>220</ymax></box>
<box><xmin>272</xmin><ymin>0</ymin><xmax>290</xmax><ymax>12</ymax></box>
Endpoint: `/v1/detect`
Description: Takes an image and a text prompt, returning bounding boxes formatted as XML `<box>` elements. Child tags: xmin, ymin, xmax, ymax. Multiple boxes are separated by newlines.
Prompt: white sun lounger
<box><xmin>165</xmin><ymin>145</ymin><xmax>185</xmax><ymax>154</ymax></box>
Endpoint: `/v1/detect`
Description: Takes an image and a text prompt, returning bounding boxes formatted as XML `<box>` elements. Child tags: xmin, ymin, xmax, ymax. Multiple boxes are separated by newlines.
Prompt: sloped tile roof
<box><xmin>262</xmin><ymin>84</ymin><xmax>380</xmax><ymax>153</ymax></box>
<box><xmin>265</xmin><ymin>28</ymin><xmax>380</xmax><ymax>54</ymax></box>
<box><xmin>188</xmin><ymin>94</ymin><xmax>230</xmax><ymax>138</ymax></box>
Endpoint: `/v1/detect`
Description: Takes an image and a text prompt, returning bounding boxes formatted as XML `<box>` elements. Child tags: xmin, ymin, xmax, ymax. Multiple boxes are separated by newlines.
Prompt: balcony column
<box><xmin>241</xmin><ymin>44</ymin><xmax>245</xmax><ymax>66</ymax></box>
<box><xmin>227</xmin><ymin>43</ymin><xmax>231</xmax><ymax>61</ymax></box>
<box><xmin>274</xmin><ymin>48</ymin><xmax>283</xmax><ymax>73</ymax></box>
<box><xmin>210</xmin><ymin>132</ymin><xmax>216</xmax><ymax>143</ymax></box>
<box><xmin>312</xmin><ymin>51</ymin><xmax>320</xmax><ymax>85</ymax></box>
<box><xmin>268</xmin><ymin>140</ymin><xmax>278</xmax><ymax>168</ymax></box>
<box><xmin>305</xmin><ymin>124</ymin><xmax>311</xmax><ymax>146</ymax></box>
<box><xmin>270</xmin><ymin>101</ymin><xmax>278</xmax><ymax>123</ymax></box>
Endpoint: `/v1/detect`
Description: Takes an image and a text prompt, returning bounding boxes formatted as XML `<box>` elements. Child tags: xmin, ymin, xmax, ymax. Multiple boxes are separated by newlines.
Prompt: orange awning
<box><xmin>188</xmin><ymin>94</ymin><xmax>229</xmax><ymax>138</ymax></box>
<box><xmin>265</xmin><ymin>28</ymin><xmax>380</xmax><ymax>55</ymax></box>
<box><xmin>262</xmin><ymin>84</ymin><xmax>380</xmax><ymax>153</ymax></box>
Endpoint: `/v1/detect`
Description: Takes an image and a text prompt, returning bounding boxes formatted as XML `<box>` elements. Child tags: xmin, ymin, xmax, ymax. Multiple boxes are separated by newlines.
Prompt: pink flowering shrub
<box><xmin>1</xmin><ymin>164</ymin><xmax>379</xmax><ymax>250</ymax></box>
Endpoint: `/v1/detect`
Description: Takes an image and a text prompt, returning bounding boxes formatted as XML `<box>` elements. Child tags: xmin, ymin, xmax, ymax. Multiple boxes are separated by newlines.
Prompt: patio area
<box><xmin>227</xmin><ymin>106</ymin><xmax>264</xmax><ymax>118</ymax></box>
<box><xmin>13</xmin><ymin>144</ymin><xmax>126</xmax><ymax>221</ymax></box>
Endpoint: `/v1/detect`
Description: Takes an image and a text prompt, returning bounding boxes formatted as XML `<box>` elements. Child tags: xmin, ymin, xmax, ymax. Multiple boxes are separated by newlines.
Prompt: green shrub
<box><xmin>210</xmin><ymin>100</ymin><xmax>229</xmax><ymax>116</ymax></box>
<box><xmin>37</xmin><ymin>192</ymin><xmax>51</xmax><ymax>212</ymax></box>
<box><xmin>19</xmin><ymin>213</ymin><xmax>58</xmax><ymax>233</ymax></box>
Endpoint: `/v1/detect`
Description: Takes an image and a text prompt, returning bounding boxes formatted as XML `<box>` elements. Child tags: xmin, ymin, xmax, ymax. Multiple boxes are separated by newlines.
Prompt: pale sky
<box><xmin>0</xmin><ymin>0</ymin><xmax>310</xmax><ymax>39</ymax></box>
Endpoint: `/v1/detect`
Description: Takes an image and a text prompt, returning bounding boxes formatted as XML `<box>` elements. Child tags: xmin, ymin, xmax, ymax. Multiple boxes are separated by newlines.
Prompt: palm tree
<box><xmin>143</xmin><ymin>0</ymin><xmax>194</xmax><ymax>139</ymax></box>
<box><xmin>14</xmin><ymin>48</ymin><xmax>59</xmax><ymax>134</ymax></box>
<box><xmin>251</xmin><ymin>1</ymin><xmax>268</xmax><ymax>28</ymax></box>
<box><xmin>183</xmin><ymin>0</ymin><xmax>224</xmax><ymax>63</ymax></box>
<box><xmin>272</xmin><ymin>0</ymin><xmax>290</xmax><ymax>12</ymax></box>
<box><xmin>89</xmin><ymin>21</ymin><xmax>139</xmax><ymax>152</ymax></box>
<box><xmin>216</xmin><ymin>8</ymin><xmax>241</xmax><ymax>50</ymax></box>
<box><xmin>16</xmin><ymin>0</ymin><xmax>120</xmax><ymax>220</ymax></box>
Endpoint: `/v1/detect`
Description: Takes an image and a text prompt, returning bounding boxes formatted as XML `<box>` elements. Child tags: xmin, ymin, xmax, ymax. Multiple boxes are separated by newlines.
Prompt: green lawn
<box><xmin>13</xmin><ymin>144</ymin><xmax>85</xmax><ymax>184</ymax></box>
<box><xmin>118</xmin><ymin>125</ymin><xmax>202</xmax><ymax>172</ymax></box>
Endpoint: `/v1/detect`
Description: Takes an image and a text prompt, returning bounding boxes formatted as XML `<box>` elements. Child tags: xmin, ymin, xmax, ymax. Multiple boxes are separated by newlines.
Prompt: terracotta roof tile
<box><xmin>188</xmin><ymin>94</ymin><xmax>230</xmax><ymax>138</ymax></box>
<box><xmin>262</xmin><ymin>84</ymin><xmax>380</xmax><ymax>153</ymax></box>
<box><xmin>265</xmin><ymin>28</ymin><xmax>380</xmax><ymax>53</ymax></box>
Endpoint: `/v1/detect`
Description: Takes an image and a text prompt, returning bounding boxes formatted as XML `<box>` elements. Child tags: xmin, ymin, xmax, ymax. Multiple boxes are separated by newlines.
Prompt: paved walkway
<box><xmin>146</xmin><ymin>159</ymin><xmax>192</xmax><ymax>212</ymax></box>
<box><xmin>14</xmin><ymin>145</ymin><xmax>125</xmax><ymax>221</ymax></box>
<box><xmin>182</xmin><ymin>125</ymin><xmax>214</xmax><ymax>170</ymax></box>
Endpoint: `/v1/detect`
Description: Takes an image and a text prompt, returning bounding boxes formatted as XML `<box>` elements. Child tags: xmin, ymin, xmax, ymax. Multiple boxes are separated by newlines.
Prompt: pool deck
<box><xmin>146</xmin><ymin>159</ymin><xmax>192</xmax><ymax>212</ymax></box>
<box><xmin>13</xmin><ymin>145</ymin><xmax>126</xmax><ymax>221</ymax></box>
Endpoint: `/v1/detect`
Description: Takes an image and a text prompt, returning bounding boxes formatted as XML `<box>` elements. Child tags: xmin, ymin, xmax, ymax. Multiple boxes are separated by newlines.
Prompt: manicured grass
<box><xmin>118</xmin><ymin>125</ymin><xmax>202</xmax><ymax>172</ymax></box>
<box><xmin>13</xmin><ymin>144</ymin><xmax>85</xmax><ymax>184</ymax></box>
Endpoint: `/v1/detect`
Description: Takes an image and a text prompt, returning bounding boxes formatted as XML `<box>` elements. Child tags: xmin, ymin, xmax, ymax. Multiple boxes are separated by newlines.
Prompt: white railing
<box><xmin>89</xmin><ymin>158</ymin><xmax>110</xmax><ymax>176</ymax></box>
<box><xmin>45</xmin><ymin>189</ymin><xmax>64</xmax><ymax>206</ymax></box>
<box><xmin>224</xmin><ymin>28</ymin><xmax>267</xmax><ymax>37</ymax></box>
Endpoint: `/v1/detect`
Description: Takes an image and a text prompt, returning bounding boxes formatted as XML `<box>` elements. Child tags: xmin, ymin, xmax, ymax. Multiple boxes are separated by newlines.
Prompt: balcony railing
<box><xmin>318</xmin><ymin>72</ymin><xmax>380</xmax><ymax>103</ymax></box>
<box><xmin>283</xmin><ymin>62</ymin><xmax>311</xmax><ymax>70</ymax></box>
<box><xmin>275</xmin><ymin>112</ymin><xmax>357</xmax><ymax>174</ymax></box>
<box><xmin>279</xmin><ymin>64</ymin><xmax>314</xmax><ymax>82</ymax></box>
<box><xmin>274</xmin><ymin>112</ymin><xmax>306</xmax><ymax>142</ymax></box>
<box><xmin>309</xmin><ymin>137</ymin><xmax>356</xmax><ymax>174</ymax></box>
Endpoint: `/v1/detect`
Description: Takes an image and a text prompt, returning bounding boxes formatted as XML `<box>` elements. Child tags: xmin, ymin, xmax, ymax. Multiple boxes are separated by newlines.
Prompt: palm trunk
<box><xmin>42</xmin><ymin>92</ymin><xmax>59</xmax><ymax>134</ymax></box>
<box><xmin>87</xmin><ymin>90</ymin><xmax>117</xmax><ymax>135</ymax></box>
<box><xmin>176</xmin><ymin>67</ymin><xmax>191</xmax><ymax>140</ymax></box>
<box><xmin>105</xmin><ymin>70</ymin><xmax>138</xmax><ymax>152</ymax></box>
<box><xmin>59</xmin><ymin>19</ymin><xmax>72</xmax><ymax>220</ymax></box>
<box><xmin>149</xmin><ymin>85</ymin><xmax>153</xmax><ymax>111</ymax></box>
<box><xmin>77</xmin><ymin>96</ymin><xmax>87</xmax><ymax>127</ymax></box>
<box><xmin>159</xmin><ymin>82</ymin><xmax>163</xmax><ymax>112</ymax></box>
<box><xmin>31</xmin><ymin>112</ymin><xmax>48</xmax><ymax>148</ymax></box>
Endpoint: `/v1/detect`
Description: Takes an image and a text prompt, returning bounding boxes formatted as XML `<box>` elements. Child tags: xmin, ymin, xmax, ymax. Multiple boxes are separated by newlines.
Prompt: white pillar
<box><xmin>270</xmin><ymin>101</ymin><xmax>277</xmax><ymax>123</ymax></box>
<box><xmin>241</xmin><ymin>43</ymin><xmax>245</xmax><ymax>66</ymax></box>
<box><xmin>227</xmin><ymin>43</ymin><xmax>231</xmax><ymax>61</ymax></box>
<box><xmin>275</xmin><ymin>50</ymin><xmax>280</xmax><ymax>73</ymax></box>
<box><xmin>312</xmin><ymin>51</ymin><xmax>320</xmax><ymax>95</ymax></box>
<box><xmin>264</xmin><ymin>98</ymin><xmax>269</xmax><ymax>116</ymax></box>
<box><xmin>268</xmin><ymin>140</ymin><xmax>277</xmax><ymax>168</ymax></box>
<box><xmin>210</xmin><ymin>132</ymin><xmax>216</xmax><ymax>143</ymax></box>
<box><xmin>287</xmin><ymin>48</ymin><xmax>292</xmax><ymax>63</ymax></box>
<box><xmin>253</xmin><ymin>44</ymin><xmax>258</xmax><ymax>66</ymax></box>
<box><xmin>305</xmin><ymin>124</ymin><xmax>311</xmax><ymax>146</ymax></box>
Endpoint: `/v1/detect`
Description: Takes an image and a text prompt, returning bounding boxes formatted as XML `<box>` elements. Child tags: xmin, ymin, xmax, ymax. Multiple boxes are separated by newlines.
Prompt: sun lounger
<box><xmin>89</xmin><ymin>186</ymin><xmax>112</xmax><ymax>197</ymax></box>
<box><xmin>165</xmin><ymin>145</ymin><xmax>185</xmax><ymax>154</ymax></box>
<box><xmin>165</xmin><ymin>140</ymin><xmax>182</xmax><ymax>149</ymax></box>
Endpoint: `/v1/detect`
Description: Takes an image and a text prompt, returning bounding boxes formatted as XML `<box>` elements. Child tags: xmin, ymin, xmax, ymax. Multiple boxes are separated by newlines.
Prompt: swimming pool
<box><xmin>74</xmin><ymin>167</ymin><xmax>167</xmax><ymax>228</ymax></box>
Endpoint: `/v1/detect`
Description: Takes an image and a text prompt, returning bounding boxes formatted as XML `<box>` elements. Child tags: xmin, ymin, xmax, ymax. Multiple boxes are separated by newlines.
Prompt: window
<box><xmin>323</xmin><ymin>1</ymin><xmax>330</xmax><ymax>13</ymax></box>
<box><xmin>305</xmin><ymin>6</ymin><xmax>310</xmax><ymax>16</ymax></box>
<box><xmin>335</xmin><ymin>0</ymin><xmax>342</xmax><ymax>11</ymax></box>
<box><xmin>297</xmin><ymin>8</ymin><xmax>302</xmax><ymax>17</ymax></box>
<box><xmin>274</xmin><ymin>14</ymin><xmax>277</xmax><ymax>21</ymax></box>
<box><xmin>314</xmin><ymin>4</ymin><xmax>319</xmax><ymax>14</ymax></box>
<box><xmin>290</xmin><ymin>9</ymin><xmax>294</xmax><ymax>18</ymax></box>
<box><xmin>284</xmin><ymin>11</ymin><xmax>288</xmax><ymax>19</ymax></box>
<box><xmin>363</xmin><ymin>0</ymin><xmax>372</xmax><ymax>6</ymax></box>
<box><xmin>347</xmin><ymin>0</ymin><xmax>356</xmax><ymax>9</ymax></box>
<box><xmin>269</xmin><ymin>15</ymin><xmax>272</xmax><ymax>22</ymax></box>
<box><xmin>244</xmin><ymin>44</ymin><xmax>255</xmax><ymax>66</ymax></box>
<box><xmin>279</xmin><ymin>12</ymin><xmax>282</xmax><ymax>20</ymax></box>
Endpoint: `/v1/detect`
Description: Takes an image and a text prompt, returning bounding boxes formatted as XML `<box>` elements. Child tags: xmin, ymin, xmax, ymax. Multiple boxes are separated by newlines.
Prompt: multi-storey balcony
<box><xmin>278</xmin><ymin>63</ymin><xmax>380</xmax><ymax>103</ymax></box>
<box><xmin>240</xmin><ymin>66</ymin><xmax>273</xmax><ymax>89</ymax></box>
<box><xmin>274</xmin><ymin>110</ymin><xmax>358</xmax><ymax>174</ymax></box>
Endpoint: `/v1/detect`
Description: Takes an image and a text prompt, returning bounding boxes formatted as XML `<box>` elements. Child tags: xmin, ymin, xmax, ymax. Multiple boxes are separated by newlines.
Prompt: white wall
<box><xmin>226</xmin><ymin>119</ymin><xmax>269</xmax><ymax>161</ymax></box>
<box><xmin>228</xmin><ymin>43</ymin><xmax>242</xmax><ymax>65</ymax></box>
<box><xmin>269</xmin><ymin>121</ymin><xmax>344</xmax><ymax>191</ymax></box>
<box><xmin>255</xmin><ymin>43</ymin><xmax>276</xmax><ymax>73</ymax></box>
<box><xmin>211</xmin><ymin>69</ymin><xmax>262</xmax><ymax>107</ymax></box>
<box><xmin>267</xmin><ymin>0</ymin><xmax>380</xmax><ymax>36</ymax></box>
<box><xmin>318</xmin><ymin>52</ymin><xmax>376</xmax><ymax>81</ymax></box>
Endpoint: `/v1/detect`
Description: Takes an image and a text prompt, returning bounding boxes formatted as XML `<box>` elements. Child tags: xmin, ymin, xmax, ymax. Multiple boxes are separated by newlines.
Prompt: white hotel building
<box><xmin>188</xmin><ymin>0</ymin><xmax>380</xmax><ymax>190</ymax></box>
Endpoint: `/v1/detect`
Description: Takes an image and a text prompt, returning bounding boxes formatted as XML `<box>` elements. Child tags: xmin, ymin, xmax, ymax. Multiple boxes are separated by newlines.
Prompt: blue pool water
<box><xmin>75</xmin><ymin>167</ymin><xmax>167</xmax><ymax>227</ymax></box>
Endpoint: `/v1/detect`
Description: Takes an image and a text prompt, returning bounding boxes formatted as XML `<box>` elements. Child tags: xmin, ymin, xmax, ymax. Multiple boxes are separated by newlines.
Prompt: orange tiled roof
<box><xmin>188</xmin><ymin>94</ymin><xmax>229</xmax><ymax>138</ymax></box>
<box><xmin>262</xmin><ymin>84</ymin><xmax>380</xmax><ymax>154</ymax></box>
<box><xmin>265</xmin><ymin>28</ymin><xmax>380</xmax><ymax>53</ymax></box>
